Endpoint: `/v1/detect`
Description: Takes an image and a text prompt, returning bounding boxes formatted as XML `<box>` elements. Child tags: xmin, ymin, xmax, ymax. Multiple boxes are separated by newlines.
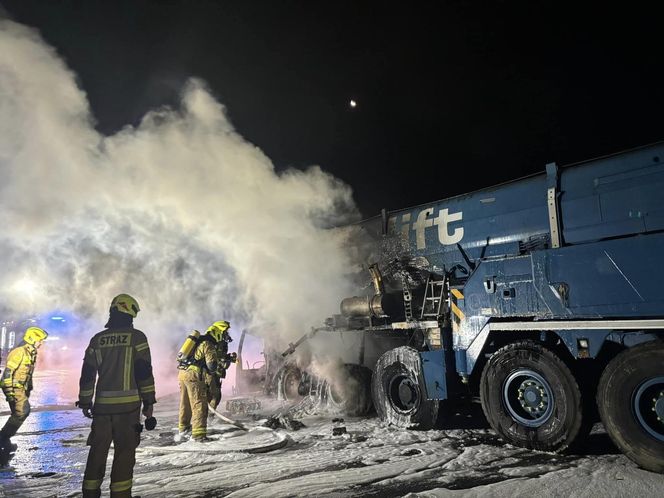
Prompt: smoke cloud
<box><xmin>0</xmin><ymin>20</ymin><xmax>360</xmax><ymax>398</ymax></box>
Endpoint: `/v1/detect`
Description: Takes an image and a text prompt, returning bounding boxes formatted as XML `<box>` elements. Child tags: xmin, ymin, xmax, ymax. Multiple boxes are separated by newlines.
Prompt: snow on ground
<box><xmin>1</xmin><ymin>370</ymin><xmax>663</xmax><ymax>497</ymax></box>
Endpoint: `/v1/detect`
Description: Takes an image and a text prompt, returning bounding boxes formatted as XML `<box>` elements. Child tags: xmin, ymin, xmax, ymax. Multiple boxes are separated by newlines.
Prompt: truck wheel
<box><xmin>372</xmin><ymin>346</ymin><xmax>439</xmax><ymax>429</ymax></box>
<box><xmin>480</xmin><ymin>340</ymin><xmax>584</xmax><ymax>451</ymax></box>
<box><xmin>276</xmin><ymin>364</ymin><xmax>304</xmax><ymax>401</ymax></box>
<box><xmin>325</xmin><ymin>364</ymin><xmax>374</xmax><ymax>416</ymax></box>
<box><xmin>597</xmin><ymin>341</ymin><xmax>664</xmax><ymax>473</ymax></box>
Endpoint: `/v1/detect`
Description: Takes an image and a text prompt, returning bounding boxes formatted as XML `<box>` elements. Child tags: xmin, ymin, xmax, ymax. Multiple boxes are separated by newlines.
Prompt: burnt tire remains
<box><xmin>325</xmin><ymin>364</ymin><xmax>374</xmax><ymax>416</ymax></box>
<box><xmin>480</xmin><ymin>340</ymin><xmax>584</xmax><ymax>452</ymax></box>
<box><xmin>597</xmin><ymin>340</ymin><xmax>664</xmax><ymax>473</ymax></box>
<box><xmin>372</xmin><ymin>346</ymin><xmax>439</xmax><ymax>429</ymax></box>
<box><xmin>276</xmin><ymin>363</ymin><xmax>304</xmax><ymax>401</ymax></box>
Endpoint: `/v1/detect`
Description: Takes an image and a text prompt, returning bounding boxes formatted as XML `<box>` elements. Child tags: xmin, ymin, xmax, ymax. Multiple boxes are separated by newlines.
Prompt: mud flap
<box><xmin>420</xmin><ymin>351</ymin><xmax>447</xmax><ymax>400</ymax></box>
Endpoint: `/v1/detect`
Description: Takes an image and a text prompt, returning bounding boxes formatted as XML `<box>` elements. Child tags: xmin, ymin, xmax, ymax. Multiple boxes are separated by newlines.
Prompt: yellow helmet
<box><xmin>24</xmin><ymin>326</ymin><xmax>48</xmax><ymax>345</ymax></box>
<box><xmin>110</xmin><ymin>293</ymin><xmax>140</xmax><ymax>318</ymax></box>
<box><xmin>207</xmin><ymin>320</ymin><xmax>230</xmax><ymax>342</ymax></box>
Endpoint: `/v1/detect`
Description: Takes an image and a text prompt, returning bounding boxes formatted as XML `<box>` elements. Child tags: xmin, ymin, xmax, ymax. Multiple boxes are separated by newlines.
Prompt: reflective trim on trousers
<box><xmin>110</xmin><ymin>478</ymin><xmax>132</xmax><ymax>492</ymax></box>
<box><xmin>83</xmin><ymin>479</ymin><xmax>102</xmax><ymax>490</ymax></box>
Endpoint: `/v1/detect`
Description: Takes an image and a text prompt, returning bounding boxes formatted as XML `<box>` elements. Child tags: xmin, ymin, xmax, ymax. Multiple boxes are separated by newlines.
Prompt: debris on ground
<box><xmin>261</xmin><ymin>394</ymin><xmax>320</xmax><ymax>428</ymax></box>
<box><xmin>226</xmin><ymin>397</ymin><xmax>262</xmax><ymax>415</ymax></box>
<box><xmin>286</xmin><ymin>396</ymin><xmax>321</xmax><ymax>418</ymax></box>
<box><xmin>332</xmin><ymin>417</ymin><xmax>346</xmax><ymax>436</ymax></box>
<box><xmin>263</xmin><ymin>414</ymin><xmax>306</xmax><ymax>431</ymax></box>
<box><xmin>332</xmin><ymin>426</ymin><xmax>346</xmax><ymax>436</ymax></box>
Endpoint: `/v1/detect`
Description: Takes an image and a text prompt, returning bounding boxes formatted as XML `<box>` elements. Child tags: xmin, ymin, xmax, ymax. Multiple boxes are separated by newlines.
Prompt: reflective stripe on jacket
<box><xmin>78</xmin><ymin>327</ymin><xmax>156</xmax><ymax>414</ymax></box>
<box><xmin>1</xmin><ymin>344</ymin><xmax>38</xmax><ymax>393</ymax></box>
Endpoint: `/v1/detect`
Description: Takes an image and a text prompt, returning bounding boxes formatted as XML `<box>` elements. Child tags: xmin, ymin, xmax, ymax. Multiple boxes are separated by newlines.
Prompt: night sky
<box><xmin>2</xmin><ymin>1</ymin><xmax>663</xmax><ymax>218</ymax></box>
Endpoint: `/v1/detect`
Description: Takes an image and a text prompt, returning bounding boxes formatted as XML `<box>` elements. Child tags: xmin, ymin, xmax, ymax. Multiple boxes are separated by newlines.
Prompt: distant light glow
<box><xmin>51</xmin><ymin>316</ymin><xmax>65</xmax><ymax>321</ymax></box>
<box><xmin>12</xmin><ymin>277</ymin><xmax>38</xmax><ymax>296</ymax></box>
<box><xmin>48</xmin><ymin>336</ymin><xmax>61</xmax><ymax>341</ymax></box>
<box><xmin>349</xmin><ymin>99</ymin><xmax>357</xmax><ymax>108</ymax></box>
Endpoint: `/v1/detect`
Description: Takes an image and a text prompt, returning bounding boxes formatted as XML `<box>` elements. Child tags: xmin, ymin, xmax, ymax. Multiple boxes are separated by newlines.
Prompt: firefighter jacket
<box><xmin>186</xmin><ymin>336</ymin><xmax>218</xmax><ymax>378</ymax></box>
<box><xmin>1</xmin><ymin>344</ymin><xmax>38</xmax><ymax>396</ymax></box>
<box><xmin>78</xmin><ymin>327</ymin><xmax>156</xmax><ymax>415</ymax></box>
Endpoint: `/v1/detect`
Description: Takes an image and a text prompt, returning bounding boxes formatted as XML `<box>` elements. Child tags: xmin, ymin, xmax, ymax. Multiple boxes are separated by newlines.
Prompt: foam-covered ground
<box><xmin>1</xmin><ymin>370</ymin><xmax>663</xmax><ymax>497</ymax></box>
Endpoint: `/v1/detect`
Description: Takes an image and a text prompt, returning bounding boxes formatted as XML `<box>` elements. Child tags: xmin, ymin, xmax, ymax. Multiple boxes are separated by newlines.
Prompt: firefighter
<box><xmin>0</xmin><ymin>326</ymin><xmax>48</xmax><ymax>453</ymax></box>
<box><xmin>78</xmin><ymin>294</ymin><xmax>156</xmax><ymax>498</ymax></box>
<box><xmin>177</xmin><ymin>320</ymin><xmax>225</xmax><ymax>441</ymax></box>
<box><xmin>206</xmin><ymin>321</ymin><xmax>236</xmax><ymax>411</ymax></box>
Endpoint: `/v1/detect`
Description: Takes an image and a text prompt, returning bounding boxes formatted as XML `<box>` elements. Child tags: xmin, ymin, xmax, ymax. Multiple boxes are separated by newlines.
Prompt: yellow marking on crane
<box><xmin>451</xmin><ymin>302</ymin><xmax>465</xmax><ymax>321</ymax></box>
<box><xmin>451</xmin><ymin>289</ymin><xmax>464</xmax><ymax>300</ymax></box>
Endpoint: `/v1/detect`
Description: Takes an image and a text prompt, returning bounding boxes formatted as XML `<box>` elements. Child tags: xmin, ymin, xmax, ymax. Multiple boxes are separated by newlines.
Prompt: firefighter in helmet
<box><xmin>0</xmin><ymin>326</ymin><xmax>48</xmax><ymax>453</ymax></box>
<box><xmin>177</xmin><ymin>320</ymin><xmax>225</xmax><ymax>441</ymax></box>
<box><xmin>78</xmin><ymin>294</ymin><xmax>156</xmax><ymax>498</ymax></box>
<box><xmin>205</xmin><ymin>321</ymin><xmax>236</xmax><ymax>411</ymax></box>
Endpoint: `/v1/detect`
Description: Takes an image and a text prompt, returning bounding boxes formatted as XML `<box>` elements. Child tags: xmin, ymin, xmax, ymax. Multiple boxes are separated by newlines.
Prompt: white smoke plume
<box><xmin>0</xmin><ymin>20</ymin><xmax>360</xmax><ymax>398</ymax></box>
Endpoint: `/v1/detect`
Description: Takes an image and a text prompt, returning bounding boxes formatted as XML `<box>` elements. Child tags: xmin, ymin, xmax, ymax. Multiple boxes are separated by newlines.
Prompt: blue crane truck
<box><xmin>310</xmin><ymin>142</ymin><xmax>664</xmax><ymax>473</ymax></box>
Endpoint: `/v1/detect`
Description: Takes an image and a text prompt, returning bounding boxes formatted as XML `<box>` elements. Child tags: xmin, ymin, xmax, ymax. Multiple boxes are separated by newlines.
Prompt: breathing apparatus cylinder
<box><xmin>177</xmin><ymin>330</ymin><xmax>200</xmax><ymax>364</ymax></box>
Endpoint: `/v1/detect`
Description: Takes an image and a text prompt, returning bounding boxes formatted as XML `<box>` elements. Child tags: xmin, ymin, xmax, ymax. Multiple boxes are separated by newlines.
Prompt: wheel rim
<box><xmin>388</xmin><ymin>373</ymin><xmax>420</xmax><ymax>414</ymax></box>
<box><xmin>503</xmin><ymin>369</ymin><xmax>554</xmax><ymax>428</ymax></box>
<box><xmin>633</xmin><ymin>376</ymin><xmax>664</xmax><ymax>442</ymax></box>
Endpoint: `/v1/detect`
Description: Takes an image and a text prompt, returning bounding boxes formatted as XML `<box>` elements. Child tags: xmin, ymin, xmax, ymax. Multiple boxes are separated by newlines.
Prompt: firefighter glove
<box><xmin>76</xmin><ymin>402</ymin><xmax>93</xmax><ymax>419</ymax></box>
<box><xmin>145</xmin><ymin>416</ymin><xmax>157</xmax><ymax>431</ymax></box>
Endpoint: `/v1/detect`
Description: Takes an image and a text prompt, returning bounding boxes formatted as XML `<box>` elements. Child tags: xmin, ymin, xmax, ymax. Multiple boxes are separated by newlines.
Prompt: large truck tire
<box><xmin>371</xmin><ymin>346</ymin><xmax>439</xmax><ymax>429</ymax></box>
<box><xmin>597</xmin><ymin>341</ymin><xmax>664</xmax><ymax>473</ymax></box>
<box><xmin>480</xmin><ymin>340</ymin><xmax>584</xmax><ymax>451</ymax></box>
<box><xmin>325</xmin><ymin>364</ymin><xmax>374</xmax><ymax>416</ymax></box>
<box><xmin>276</xmin><ymin>363</ymin><xmax>304</xmax><ymax>401</ymax></box>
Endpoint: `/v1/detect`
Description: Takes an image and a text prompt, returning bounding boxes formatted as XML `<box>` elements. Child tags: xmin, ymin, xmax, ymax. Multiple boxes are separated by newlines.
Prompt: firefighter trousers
<box><xmin>82</xmin><ymin>409</ymin><xmax>141</xmax><ymax>498</ymax></box>
<box><xmin>206</xmin><ymin>373</ymin><xmax>222</xmax><ymax>410</ymax></box>
<box><xmin>0</xmin><ymin>388</ymin><xmax>30</xmax><ymax>439</ymax></box>
<box><xmin>178</xmin><ymin>368</ymin><xmax>208</xmax><ymax>439</ymax></box>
